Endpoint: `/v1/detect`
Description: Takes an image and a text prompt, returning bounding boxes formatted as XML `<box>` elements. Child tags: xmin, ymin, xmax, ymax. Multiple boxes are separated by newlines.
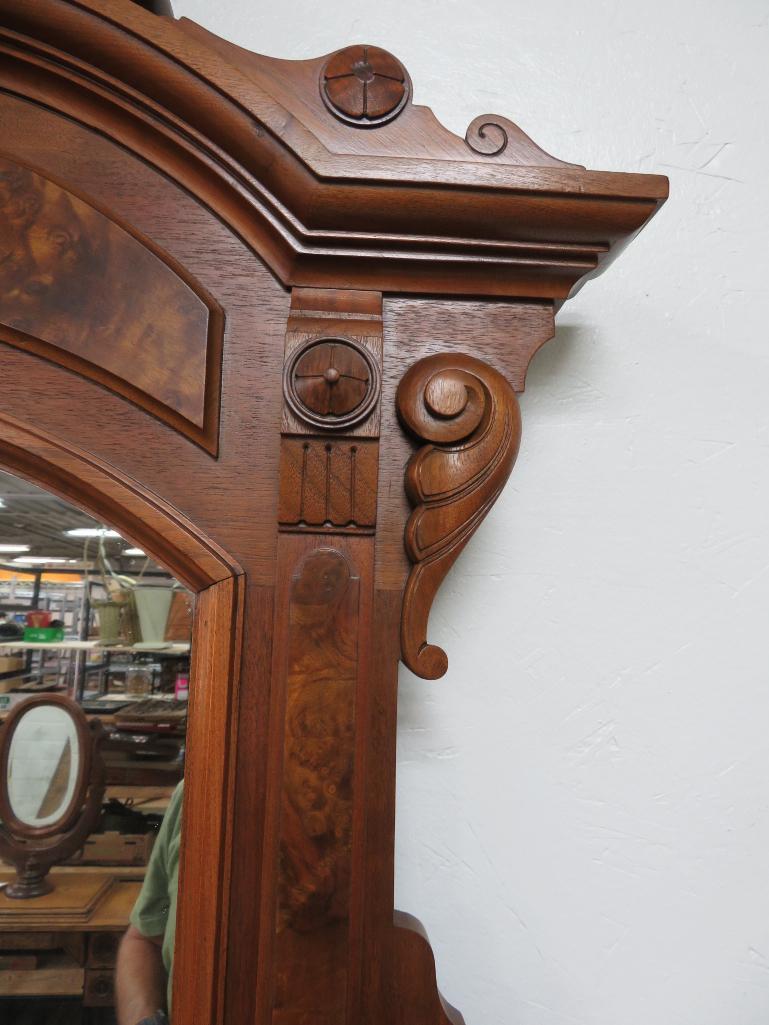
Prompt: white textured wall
<box><xmin>174</xmin><ymin>1</ymin><xmax>769</xmax><ymax>1022</ymax></box>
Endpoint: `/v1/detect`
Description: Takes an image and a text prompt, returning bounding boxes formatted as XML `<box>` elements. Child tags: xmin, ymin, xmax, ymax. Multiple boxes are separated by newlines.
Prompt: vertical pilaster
<box><xmin>257</xmin><ymin>289</ymin><xmax>383</xmax><ymax>1025</ymax></box>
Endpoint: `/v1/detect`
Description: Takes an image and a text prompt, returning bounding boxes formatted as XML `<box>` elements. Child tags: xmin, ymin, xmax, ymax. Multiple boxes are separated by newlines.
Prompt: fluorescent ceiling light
<box><xmin>66</xmin><ymin>528</ymin><xmax>121</xmax><ymax>538</ymax></box>
<box><xmin>0</xmin><ymin>544</ymin><xmax>30</xmax><ymax>553</ymax></box>
<box><xmin>123</xmin><ymin>548</ymin><xmax>145</xmax><ymax>556</ymax></box>
<box><xmin>13</xmin><ymin>556</ymin><xmax>67</xmax><ymax>564</ymax></box>
<box><xmin>0</xmin><ymin>498</ymin><xmax>5</xmax><ymax>507</ymax></box>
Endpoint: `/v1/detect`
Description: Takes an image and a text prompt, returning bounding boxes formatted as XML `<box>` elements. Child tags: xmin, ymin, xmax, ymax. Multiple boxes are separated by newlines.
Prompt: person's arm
<box><xmin>116</xmin><ymin>924</ymin><xmax>167</xmax><ymax>1025</ymax></box>
<box><xmin>118</xmin><ymin>781</ymin><xmax>183</xmax><ymax>1023</ymax></box>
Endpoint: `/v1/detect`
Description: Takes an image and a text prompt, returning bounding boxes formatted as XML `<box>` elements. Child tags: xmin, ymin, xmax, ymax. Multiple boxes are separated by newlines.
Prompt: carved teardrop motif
<box><xmin>397</xmin><ymin>353</ymin><xmax>522</xmax><ymax>679</ymax></box>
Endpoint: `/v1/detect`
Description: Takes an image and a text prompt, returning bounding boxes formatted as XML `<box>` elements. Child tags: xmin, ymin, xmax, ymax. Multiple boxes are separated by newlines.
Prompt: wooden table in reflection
<box><xmin>0</xmin><ymin>867</ymin><xmax>142</xmax><ymax>1020</ymax></box>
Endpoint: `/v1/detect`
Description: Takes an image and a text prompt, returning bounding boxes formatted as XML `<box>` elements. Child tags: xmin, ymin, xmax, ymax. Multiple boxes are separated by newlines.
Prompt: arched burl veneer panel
<box><xmin>0</xmin><ymin>3</ymin><xmax>668</xmax><ymax>1023</ymax></box>
<box><xmin>0</xmin><ymin>156</ymin><xmax>223</xmax><ymax>453</ymax></box>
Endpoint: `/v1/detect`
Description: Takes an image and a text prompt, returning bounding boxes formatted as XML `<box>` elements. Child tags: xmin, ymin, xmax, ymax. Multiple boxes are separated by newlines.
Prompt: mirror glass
<box><xmin>0</xmin><ymin>467</ymin><xmax>194</xmax><ymax>1021</ymax></box>
<box><xmin>7</xmin><ymin>703</ymin><xmax>80</xmax><ymax>827</ymax></box>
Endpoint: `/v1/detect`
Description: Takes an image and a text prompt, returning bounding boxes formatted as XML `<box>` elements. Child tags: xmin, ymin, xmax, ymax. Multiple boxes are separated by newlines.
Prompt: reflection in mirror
<box><xmin>0</xmin><ymin>469</ymin><xmax>194</xmax><ymax>1024</ymax></box>
<box><xmin>0</xmin><ymin>694</ymin><xmax>104</xmax><ymax>901</ymax></box>
<box><xmin>7</xmin><ymin>703</ymin><xmax>80</xmax><ymax>827</ymax></box>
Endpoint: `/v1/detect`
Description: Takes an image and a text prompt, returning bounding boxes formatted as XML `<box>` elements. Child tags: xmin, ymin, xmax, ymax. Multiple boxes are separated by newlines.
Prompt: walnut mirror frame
<box><xmin>0</xmin><ymin>1</ymin><xmax>668</xmax><ymax>1021</ymax></box>
<box><xmin>0</xmin><ymin>694</ymin><xmax>106</xmax><ymax>899</ymax></box>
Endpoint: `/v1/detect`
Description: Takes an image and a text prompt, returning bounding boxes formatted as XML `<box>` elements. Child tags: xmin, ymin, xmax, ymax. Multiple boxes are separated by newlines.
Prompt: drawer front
<box><xmin>84</xmin><ymin>967</ymin><xmax>115</xmax><ymax>1007</ymax></box>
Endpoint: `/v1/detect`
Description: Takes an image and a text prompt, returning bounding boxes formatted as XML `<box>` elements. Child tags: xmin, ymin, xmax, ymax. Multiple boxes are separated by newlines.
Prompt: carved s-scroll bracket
<box><xmin>396</xmin><ymin>354</ymin><xmax>522</xmax><ymax>680</ymax></box>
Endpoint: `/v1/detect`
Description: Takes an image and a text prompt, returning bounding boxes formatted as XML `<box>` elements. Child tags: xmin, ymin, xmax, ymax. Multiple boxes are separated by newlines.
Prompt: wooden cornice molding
<box><xmin>0</xmin><ymin>0</ymin><xmax>667</xmax><ymax>302</ymax></box>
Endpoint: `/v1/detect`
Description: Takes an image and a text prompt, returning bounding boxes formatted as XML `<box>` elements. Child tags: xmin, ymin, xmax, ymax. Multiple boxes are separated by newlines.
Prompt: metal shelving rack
<box><xmin>0</xmin><ymin>564</ymin><xmax>187</xmax><ymax>695</ymax></box>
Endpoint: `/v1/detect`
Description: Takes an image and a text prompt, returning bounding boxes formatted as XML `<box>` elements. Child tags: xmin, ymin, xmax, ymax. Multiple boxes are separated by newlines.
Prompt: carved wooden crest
<box><xmin>0</xmin><ymin>3</ymin><xmax>667</xmax><ymax>1023</ymax></box>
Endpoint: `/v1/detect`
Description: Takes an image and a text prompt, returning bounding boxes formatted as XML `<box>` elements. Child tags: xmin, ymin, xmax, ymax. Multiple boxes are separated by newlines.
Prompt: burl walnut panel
<box><xmin>0</xmin><ymin>155</ymin><xmax>222</xmax><ymax>453</ymax></box>
<box><xmin>261</xmin><ymin>534</ymin><xmax>374</xmax><ymax>1025</ymax></box>
<box><xmin>276</xmin><ymin>547</ymin><xmax>360</xmax><ymax>1022</ymax></box>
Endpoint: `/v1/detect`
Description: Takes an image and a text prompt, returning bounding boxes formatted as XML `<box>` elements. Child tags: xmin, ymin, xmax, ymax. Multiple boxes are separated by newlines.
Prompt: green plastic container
<box><xmin>23</xmin><ymin>626</ymin><xmax>65</xmax><ymax>643</ymax></box>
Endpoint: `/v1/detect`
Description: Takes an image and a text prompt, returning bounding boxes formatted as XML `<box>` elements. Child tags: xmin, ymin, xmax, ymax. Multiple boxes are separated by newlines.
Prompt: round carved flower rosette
<box><xmin>320</xmin><ymin>45</ymin><xmax>411</xmax><ymax>128</ymax></box>
<box><xmin>284</xmin><ymin>336</ymin><xmax>381</xmax><ymax>431</ymax></box>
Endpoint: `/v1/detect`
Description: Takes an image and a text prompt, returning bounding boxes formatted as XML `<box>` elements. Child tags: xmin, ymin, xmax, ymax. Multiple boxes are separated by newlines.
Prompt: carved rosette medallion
<box><xmin>397</xmin><ymin>353</ymin><xmax>522</xmax><ymax>680</ymax></box>
<box><xmin>320</xmin><ymin>45</ymin><xmax>410</xmax><ymax>127</ymax></box>
<box><xmin>284</xmin><ymin>337</ymin><xmax>381</xmax><ymax>431</ymax></box>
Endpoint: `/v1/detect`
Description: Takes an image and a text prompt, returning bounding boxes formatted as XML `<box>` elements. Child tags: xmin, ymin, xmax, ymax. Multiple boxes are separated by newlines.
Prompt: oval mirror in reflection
<box><xmin>7</xmin><ymin>703</ymin><xmax>81</xmax><ymax>829</ymax></box>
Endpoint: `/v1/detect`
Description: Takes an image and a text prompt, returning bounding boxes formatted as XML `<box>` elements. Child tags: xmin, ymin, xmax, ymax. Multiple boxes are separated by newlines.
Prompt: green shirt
<box><xmin>129</xmin><ymin>780</ymin><xmax>183</xmax><ymax>1018</ymax></box>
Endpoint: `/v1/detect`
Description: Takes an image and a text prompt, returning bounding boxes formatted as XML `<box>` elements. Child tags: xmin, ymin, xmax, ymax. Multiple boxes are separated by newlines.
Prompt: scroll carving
<box><xmin>397</xmin><ymin>353</ymin><xmax>522</xmax><ymax>680</ymax></box>
<box><xmin>465</xmin><ymin>113</ymin><xmax>583</xmax><ymax>168</ymax></box>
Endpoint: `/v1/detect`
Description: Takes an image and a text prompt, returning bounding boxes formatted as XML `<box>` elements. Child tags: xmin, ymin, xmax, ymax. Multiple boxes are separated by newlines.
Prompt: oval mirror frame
<box><xmin>0</xmin><ymin>694</ymin><xmax>93</xmax><ymax>840</ymax></box>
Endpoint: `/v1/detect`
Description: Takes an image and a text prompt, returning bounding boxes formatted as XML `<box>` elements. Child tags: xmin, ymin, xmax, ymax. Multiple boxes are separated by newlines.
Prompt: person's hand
<box><xmin>136</xmin><ymin>1014</ymin><xmax>168</xmax><ymax>1025</ymax></box>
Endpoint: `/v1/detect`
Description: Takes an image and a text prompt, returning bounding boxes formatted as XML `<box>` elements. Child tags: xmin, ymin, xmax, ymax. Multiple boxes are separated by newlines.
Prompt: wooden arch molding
<box><xmin>0</xmin><ymin>411</ymin><xmax>244</xmax><ymax>1024</ymax></box>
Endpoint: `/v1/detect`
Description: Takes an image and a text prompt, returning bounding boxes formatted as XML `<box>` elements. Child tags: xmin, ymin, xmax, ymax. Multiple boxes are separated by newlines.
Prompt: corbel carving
<box><xmin>397</xmin><ymin>353</ymin><xmax>522</xmax><ymax>680</ymax></box>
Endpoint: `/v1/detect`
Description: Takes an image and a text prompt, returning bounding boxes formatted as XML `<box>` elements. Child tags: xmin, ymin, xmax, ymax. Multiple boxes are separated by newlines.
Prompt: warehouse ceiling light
<box><xmin>13</xmin><ymin>556</ymin><xmax>67</xmax><ymax>564</ymax></box>
<box><xmin>0</xmin><ymin>544</ymin><xmax>30</xmax><ymax>553</ymax></box>
<box><xmin>65</xmin><ymin>528</ymin><xmax>121</xmax><ymax>538</ymax></box>
<box><xmin>123</xmin><ymin>548</ymin><xmax>145</xmax><ymax>556</ymax></box>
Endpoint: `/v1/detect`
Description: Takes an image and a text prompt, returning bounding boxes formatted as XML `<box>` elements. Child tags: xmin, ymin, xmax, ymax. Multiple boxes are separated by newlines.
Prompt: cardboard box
<box><xmin>0</xmin><ymin>656</ymin><xmax>24</xmax><ymax>693</ymax></box>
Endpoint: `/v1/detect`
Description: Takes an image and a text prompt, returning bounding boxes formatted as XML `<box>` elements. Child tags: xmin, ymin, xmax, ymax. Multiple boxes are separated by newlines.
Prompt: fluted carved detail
<box><xmin>396</xmin><ymin>353</ymin><xmax>522</xmax><ymax>679</ymax></box>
